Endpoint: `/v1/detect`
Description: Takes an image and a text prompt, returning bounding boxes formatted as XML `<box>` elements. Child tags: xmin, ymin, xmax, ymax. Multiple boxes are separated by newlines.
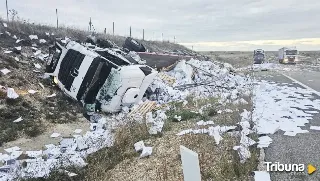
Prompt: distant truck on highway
<box><xmin>278</xmin><ymin>47</ymin><xmax>298</xmax><ymax>64</ymax></box>
<box><xmin>253</xmin><ymin>49</ymin><xmax>265</xmax><ymax>64</ymax></box>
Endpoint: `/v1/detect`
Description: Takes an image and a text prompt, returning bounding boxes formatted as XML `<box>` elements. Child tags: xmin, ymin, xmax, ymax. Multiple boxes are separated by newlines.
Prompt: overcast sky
<box><xmin>1</xmin><ymin>0</ymin><xmax>320</xmax><ymax>51</ymax></box>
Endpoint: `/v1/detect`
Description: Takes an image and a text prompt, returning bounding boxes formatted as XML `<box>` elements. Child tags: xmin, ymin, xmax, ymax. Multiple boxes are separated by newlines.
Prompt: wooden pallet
<box><xmin>158</xmin><ymin>72</ymin><xmax>176</xmax><ymax>86</ymax></box>
<box><xmin>161</xmin><ymin>62</ymin><xmax>178</xmax><ymax>72</ymax></box>
<box><xmin>128</xmin><ymin>101</ymin><xmax>158</xmax><ymax>117</ymax></box>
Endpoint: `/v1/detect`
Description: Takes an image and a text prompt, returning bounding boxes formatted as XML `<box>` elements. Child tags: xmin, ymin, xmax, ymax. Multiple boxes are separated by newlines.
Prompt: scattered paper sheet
<box><xmin>284</xmin><ymin>132</ymin><xmax>297</xmax><ymax>136</ymax></box>
<box><xmin>39</xmin><ymin>39</ymin><xmax>47</xmax><ymax>43</ymax></box>
<box><xmin>16</xmin><ymin>39</ymin><xmax>23</xmax><ymax>43</ymax></box>
<box><xmin>134</xmin><ymin>141</ymin><xmax>145</xmax><ymax>152</ymax></box>
<box><xmin>28</xmin><ymin>90</ymin><xmax>38</xmax><ymax>94</ymax></box>
<box><xmin>74</xmin><ymin>129</ymin><xmax>82</xmax><ymax>134</ymax></box>
<box><xmin>50</xmin><ymin>133</ymin><xmax>60</xmax><ymax>138</ymax></box>
<box><xmin>257</xmin><ymin>136</ymin><xmax>272</xmax><ymax>148</ymax></box>
<box><xmin>34</xmin><ymin>63</ymin><xmax>41</xmax><ymax>69</ymax></box>
<box><xmin>4</xmin><ymin>51</ymin><xmax>12</xmax><ymax>54</ymax></box>
<box><xmin>3</xmin><ymin>23</ymin><xmax>8</xmax><ymax>27</ymax></box>
<box><xmin>174</xmin><ymin>115</ymin><xmax>182</xmax><ymax>121</ymax></box>
<box><xmin>4</xmin><ymin>146</ymin><xmax>21</xmax><ymax>153</ymax></box>
<box><xmin>39</xmin><ymin>83</ymin><xmax>45</xmax><ymax>89</ymax></box>
<box><xmin>7</xmin><ymin>88</ymin><xmax>19</xmax><ymax>99</ymax></box>
<box><xmin>197</xmin><ymin>120</ymin><xmax>214</xmax><ymax>126</ymax></box>
<box><xmin>310</xmin><ymin>126</ymin><xmax>320</xmax><ymax>131</ymax></box>
<box><xmin>13</xmin><ymin>117</ymin><xmax>23</xmax><ymax>123</ymax></box>
<box><xmin>29</xmin><ymin>35</ymin><xmax>38</xmax><ymax>40</ymax></box>
<box><xmin>26</xmin><ymin>150</ymin><xmax>43</xmax><ymax>158</ymax></box>
<box><xmin>47</xmin><ymin>93</ymin><xmax>56</xmax><ymax>98</ymax></box>
<box><xmin>34</xmin><ymin>50</ymin><xmax>42</xmax><ymax>56</ymax></box>
<box><xmin>1</xmin><ymin>68</ymin><xmax>11</xmax><ymax>75</ymax></box>
<box><xmin>140</xmin><ymin>147</ymin><xmax>152</xmax><ymax>158</ymax></box>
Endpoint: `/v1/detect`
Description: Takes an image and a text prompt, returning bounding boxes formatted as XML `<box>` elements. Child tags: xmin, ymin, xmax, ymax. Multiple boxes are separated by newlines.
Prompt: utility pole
<box><xmin>56</xmin><ymin>9</ymin><xmax>58</xmax><ymax>29</ymax></box>
<box><xmin>130</xmin><ymin>26</ymin><xmax>132</xmax><ymax>37</ymax></box>
<box><xmin>89</xmin><ymin>17</ymin><xmax>92</xmax><ymax>31</ymax></box>
<box><xmin>174</xmin><ymin>36</ymin><xmax>176</xmax><ymax>43</ymax></box>
<box><xmin>143</xmin><ymin>29</ymin><xmax>144</xmax><ymax>40</ymax></box>
<box><xmin>162</xmin><ymin>33</ymin><xmax>163</xmax><ymax>42</ymax></box>
<box><xmin>112</xmin><ymin>22</ymin><xmax>115</xmax><ymax>36</ymax></box>
<box><xmin>104</xmin><ymin>28</ymin><xmax>106</xmax><ymax>34</ymax></box>
<box><xmin>6</xmin><ymin>0</ymin><xmax>9</xmax><ymax>22</ymax></box>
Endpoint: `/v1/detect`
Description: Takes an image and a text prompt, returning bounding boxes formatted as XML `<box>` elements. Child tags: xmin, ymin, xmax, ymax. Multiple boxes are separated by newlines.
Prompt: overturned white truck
<box><xmin>46</xmin><ymin>41</ymin><xmax>158</xmax><ymax>114</ymax></box>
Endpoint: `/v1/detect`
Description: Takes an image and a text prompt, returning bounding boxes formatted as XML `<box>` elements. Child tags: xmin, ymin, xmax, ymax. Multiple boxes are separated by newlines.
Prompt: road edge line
<box><xmin>281</xmin><ymin>73</ymin><xmax>320</xmax><ymax>97</ymax></box>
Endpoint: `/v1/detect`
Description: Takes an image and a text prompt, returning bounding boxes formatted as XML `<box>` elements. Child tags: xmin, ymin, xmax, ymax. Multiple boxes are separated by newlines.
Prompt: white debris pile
<box><xmin>146</xmin><ymin>110</ymin><xmax>167</xmax><ymax>135</ymax></box>
<box><xmin>148</xmin><ymin>59</ymin><xmax>251</xmax><ymax>104</ymax></box>
<box><xmin>252</xmin><ymin>80</ymin><xmax>320</xmax><ymax>136</ymax></box>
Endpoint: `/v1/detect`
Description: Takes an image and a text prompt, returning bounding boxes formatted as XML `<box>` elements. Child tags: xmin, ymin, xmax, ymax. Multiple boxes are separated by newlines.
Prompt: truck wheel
<box><xmin>123</xmin><ymin>37</ymin><xmax>146</xmax><ymax>52</ymax></box>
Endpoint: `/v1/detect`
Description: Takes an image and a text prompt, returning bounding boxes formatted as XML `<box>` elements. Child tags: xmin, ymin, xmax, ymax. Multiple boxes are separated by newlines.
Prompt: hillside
<box><xmin>0</xmin><ymin>19</ymin><xmax>197</xmax><ymax>146</ymax></box>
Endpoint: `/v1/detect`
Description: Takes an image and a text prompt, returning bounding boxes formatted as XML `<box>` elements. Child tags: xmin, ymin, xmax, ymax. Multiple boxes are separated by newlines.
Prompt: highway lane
<box><xmin>255</xmin><ymin>69</ymin><xmax>320</xmax><ymax>181</ymax></box>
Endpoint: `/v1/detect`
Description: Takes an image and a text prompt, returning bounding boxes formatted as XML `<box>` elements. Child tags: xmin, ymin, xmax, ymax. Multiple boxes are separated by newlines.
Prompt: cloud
<box><xmin>1</xmin><ymin>0</ymin><xmax>319</xmax><ymax>50</ymax></box>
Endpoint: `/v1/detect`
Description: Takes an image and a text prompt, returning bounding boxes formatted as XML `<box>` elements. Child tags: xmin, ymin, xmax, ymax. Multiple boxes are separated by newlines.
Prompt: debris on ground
<box><xmin>29</xmin><ymin>35</ymin><xmax>38</xmax><ymax>40</ymax></box>
<box><xmin>0</xmin><ymin>68</ymin><xmax>11</xmax><ymax>75</ymax></box>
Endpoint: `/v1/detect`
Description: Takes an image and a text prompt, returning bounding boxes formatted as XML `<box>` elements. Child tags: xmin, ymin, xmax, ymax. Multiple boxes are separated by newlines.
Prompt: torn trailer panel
<box><xmin>46</xmin><ymin>41</ymin><xmax>158</xmax><ymax>113</ymax></box>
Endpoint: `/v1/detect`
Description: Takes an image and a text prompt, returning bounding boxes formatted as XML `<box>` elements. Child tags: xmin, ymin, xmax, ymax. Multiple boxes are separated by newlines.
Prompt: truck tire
<box><xmin>85</xmin><ymin>37</ymin><xmax>96</xmax><ymax>45</ymax></box>
<box><xmin>123</xmin><ymin>37</ymin><xmax>146</xmax><ymax>52</ymax></box>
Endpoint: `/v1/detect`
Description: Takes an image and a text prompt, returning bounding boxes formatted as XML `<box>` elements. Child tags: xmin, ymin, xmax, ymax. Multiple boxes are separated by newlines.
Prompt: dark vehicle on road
<box><xmin>253</xmin><ymin>49</ymin><xmax>265</xmax><ymax>64</ymax></box>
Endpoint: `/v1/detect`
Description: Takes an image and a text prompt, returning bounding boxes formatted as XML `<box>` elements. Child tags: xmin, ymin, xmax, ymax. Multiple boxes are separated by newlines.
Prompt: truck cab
<box><xmin>278</xmin><ymin>47</ymin><xmax>298</xmax><ymax>64</ymax></box>
<box><xmin>253</xmin><ymin>49</ymin><xmax>265</xmax><ymax>64</ymax></box>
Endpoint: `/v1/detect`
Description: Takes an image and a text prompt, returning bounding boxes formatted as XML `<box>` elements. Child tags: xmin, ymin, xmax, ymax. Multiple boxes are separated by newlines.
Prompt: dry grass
<box><xmin>81</xmin><ymin>122</ymin><xmax>150</xmax><ymax>181</ymax></box>
<box><xmin>23</xmin><ymin>94</ymin><xmax>258</xmax><ymax>181</ymax></box>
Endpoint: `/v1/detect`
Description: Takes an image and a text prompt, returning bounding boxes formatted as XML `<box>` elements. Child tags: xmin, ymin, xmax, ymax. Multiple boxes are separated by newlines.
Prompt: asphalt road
<box><xmin>255</xmin><ymin>67</ymin><xmax>320</xmax><ymax>181</ymax></box>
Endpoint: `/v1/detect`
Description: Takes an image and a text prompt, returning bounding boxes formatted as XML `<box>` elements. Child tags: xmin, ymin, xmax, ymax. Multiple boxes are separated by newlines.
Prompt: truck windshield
<box><xmin>286</xmin><ymin>50</ymin><xmax>297</xmax><ymax>55</ymax></box>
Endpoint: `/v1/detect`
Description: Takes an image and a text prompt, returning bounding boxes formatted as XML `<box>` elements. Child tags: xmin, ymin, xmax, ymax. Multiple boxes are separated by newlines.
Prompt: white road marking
<box><xmin>282</xmin><ymin>73</ymin><xmax>320</xmax><ymax>97</ymax></box>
